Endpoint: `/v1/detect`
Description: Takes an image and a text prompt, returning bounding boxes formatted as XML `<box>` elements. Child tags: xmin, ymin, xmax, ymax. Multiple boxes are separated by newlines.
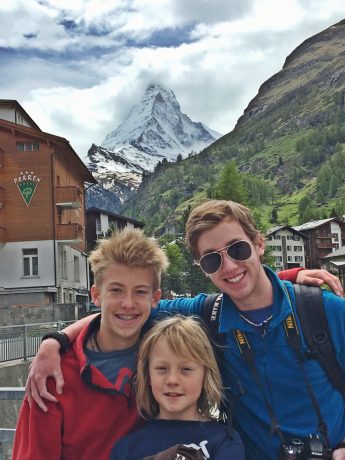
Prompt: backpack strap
<box><xmin>293</xmin><ymin>284</ymin><xmax>345</xmax><ymax>397</ymax></box>
<box><xmin>202</xmin><ymin>293</ymin><xmax>223</xmax><ymax>343</ymax></box>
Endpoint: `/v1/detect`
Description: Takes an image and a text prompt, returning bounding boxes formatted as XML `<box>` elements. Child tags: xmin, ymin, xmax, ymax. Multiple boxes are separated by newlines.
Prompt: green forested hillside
<box><xmin>123</xmin><ymin>19</ymin><xmax>345</xmax><ymax>236</ymax></box>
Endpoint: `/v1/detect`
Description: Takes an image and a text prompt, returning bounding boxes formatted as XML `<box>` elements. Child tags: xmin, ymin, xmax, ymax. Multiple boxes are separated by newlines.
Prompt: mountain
<box><xmin>123</xmin><ymin>19</ymin><xmax>345</xmax><ymax>234</ymax></box>
<box><xmin>85</xmin><ymin>83</ymin><xmax>221</xmax><ymax>212</ymax></box>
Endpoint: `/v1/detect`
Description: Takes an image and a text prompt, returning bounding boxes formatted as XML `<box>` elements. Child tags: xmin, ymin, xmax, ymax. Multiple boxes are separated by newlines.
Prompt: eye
<box><xmin>110</xmin><ymin>288</ymin><xmax>121</xmax><ymax>293</ymax></box>
<box><xmin>136</xmin><ymin>289</ymin><xmax>148</xmax><ymax>295</ymax></box>
<box><xmin>154</xmin><ymin>366</ymin><xmax>167</xmax><ymax>373</ymax></box>
<box><xmin>182</xmin><ymin>366</ymin><xmax>193</xmax><ymax>372</ymax></box>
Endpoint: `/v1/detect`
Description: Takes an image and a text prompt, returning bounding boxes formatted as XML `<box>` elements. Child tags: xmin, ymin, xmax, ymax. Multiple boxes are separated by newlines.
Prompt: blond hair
<box><xmin>135</xmin><ymin>316</ymin><xmax>223</xmax><ymax>420</ymax></box>
<box><xmin>89</xmin><ymin>228</ymin><xmax>169</xmax><ymax>290</ymax></box>
<box><xmin>186</xmin><ymin>199</ymin><xmax>261</xmax><ymax>259</ymax></box>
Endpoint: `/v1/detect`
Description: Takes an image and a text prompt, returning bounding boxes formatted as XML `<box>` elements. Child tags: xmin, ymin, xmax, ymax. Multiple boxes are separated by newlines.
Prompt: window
<box><xmin>292</xmin><ymin>235</ymin><xmax>300</xmax><ymax>241</ymax></box>
<box><xmin>275</xmin><ymin>256</ymin><xmax>282</xmax><ymax>262</ymax></box>
<box><xmin>96</xmin><ymin>218</ymin><xmax>102</xmax><ymax>234</ymax></box>
<box><xmin>272</xmin><ymin>245</ymin><xmax>282</xmax><ymax>251</ymax></box>
<box><xmin>22</xmin><ymin>249</ymin><xmax>38</xmax><ymax>276</ymax></box>
<box><xmin>287</xmin><ymin>245</ymin><xmax>292</xmax><ymax>251</ymax></box>
<box><xmin>62</xmin><ymin>249</ymin><xmax>68</xmax><ymax>279</ymax></box>
<box><xmin>74</xmin><ymin>256</ymin><xmax>80</xmax><ymax>282</ymax></box>
<box><xmin>295</xmin><ymin>256</ymin><xmax>303</xmax><ymax>262</ymax></box>
<box><xmin>273</xmin><ymin>235</ymin><xmax>281</xmax><ymax>240</ymax></box>
<box><xmin>288</xmin><ymin>256</ymin><xmax>293</xmax><ymax>261</ymax></box>
<box><xmin>287</xmin><ymin>235</ymin><xmax>292</xmax><ymax>240</ymax></box>
<box><xmin>16</xmin><ymin>142</ymin><xmax>39</xmax><ymax>152</ymax></box>
<box><xmin>294</xmin><ymin>246</ymin><xmax>303</xmax><ymax>252</ymax></box>
<box><xmin>267</xmin><ymin>235</ymin><xmax>273</xmax><ymax>240</ymax></box>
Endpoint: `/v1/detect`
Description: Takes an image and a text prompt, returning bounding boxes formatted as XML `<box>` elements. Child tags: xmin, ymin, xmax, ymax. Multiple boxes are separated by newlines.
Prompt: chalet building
<box><xmin>265</xmin><ymin>225</ymin><xmax>307</xmax><ymax>271</ymax></box>
<box><xmin>0</xmin><ymin>100</ymin><xmax>97</xmax><ymax>306</ymax></box>
<box><xmin>294</xmin><ymin>218</ymin><xmax>345</xmax><ymax>269</ymax></box>
<box><xmin>322</xmin><ymin>246</ymin><xmax>345</xmax><ymax>287</ymax></box>
<box><xmin>86</xmin><ymin>207</ymin><xmax>144</xmax><ymax>252</ymax></box>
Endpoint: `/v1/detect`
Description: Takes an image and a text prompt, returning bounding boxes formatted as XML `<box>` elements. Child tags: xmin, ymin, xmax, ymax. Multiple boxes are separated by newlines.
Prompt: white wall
<box><xmin>0</xmin><ymin>240</ymin><xmax>55</xmax><ymax>288</ymax></box>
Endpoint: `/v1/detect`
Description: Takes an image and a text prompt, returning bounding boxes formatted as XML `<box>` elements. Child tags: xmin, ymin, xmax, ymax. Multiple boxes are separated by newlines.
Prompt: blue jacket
<box><xmin>154</xmin><ymin>267</ymin><xmax>345</xmax><ymax>459</ymax></box>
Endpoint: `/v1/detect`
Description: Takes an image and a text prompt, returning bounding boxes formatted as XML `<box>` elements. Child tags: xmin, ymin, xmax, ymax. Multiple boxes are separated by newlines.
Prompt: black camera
<box><xmin>279</xmin><ymin>434</ymin><xmax>332</xmax><ymax>459</ymax></box>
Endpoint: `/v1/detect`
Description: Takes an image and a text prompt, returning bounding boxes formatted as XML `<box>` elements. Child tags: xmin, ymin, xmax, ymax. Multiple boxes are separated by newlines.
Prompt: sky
<box><xmin>1</xmin><ymin>0</ymin><xmax>344</xmax><ymax>161</ymax></box>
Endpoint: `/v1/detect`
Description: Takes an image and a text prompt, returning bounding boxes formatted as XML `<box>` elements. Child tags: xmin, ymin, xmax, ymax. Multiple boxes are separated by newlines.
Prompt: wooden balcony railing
<box><xmin>57</xmin><ymin>223</ymin><xmax>83</xmax><ymax>243</ymax></box>
<box><xmin>0</xmin><ymin>187</ymin><xmax>5</xmax><ymax>208</ymax></box>
<box><xmin>56</xmin><ymin>186</ymin><xmax>82</xmax><ymax>209</ymax></box>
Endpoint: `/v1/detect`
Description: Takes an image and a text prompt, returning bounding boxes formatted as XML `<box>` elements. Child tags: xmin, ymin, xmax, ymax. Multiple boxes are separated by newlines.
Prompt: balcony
<box><xmin>57</xmin><ymin>223</ymin><xmax>83</xmax><ymax>244</ymax></box>
<box><xmin>0</xmin><ymin>226</ymin><xmax>6</xmax><ymax>248</ymax></box>
<box><xmin>56</xmin><ymin>186</ymin><xmax>82</xmax><ymax>209</ymax></box>
<box><xmin>0</xmin><ymin>187</ymin><xmax>4</xmax><ymax>208</ymax></box>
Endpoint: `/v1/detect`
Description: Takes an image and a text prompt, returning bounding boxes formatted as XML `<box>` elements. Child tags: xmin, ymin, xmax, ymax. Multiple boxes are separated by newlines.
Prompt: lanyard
<box><xmin>233</xmin><ymin>300</ymin><xmax>331</xmax><ymax>449</ymax></box>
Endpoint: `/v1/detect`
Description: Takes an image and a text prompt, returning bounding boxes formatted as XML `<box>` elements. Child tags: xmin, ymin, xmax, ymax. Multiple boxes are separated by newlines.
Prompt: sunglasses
<box><xmin>198</xmin><ymin>240</ymin><xmax>253</xmax><ymax>275</ymax></box>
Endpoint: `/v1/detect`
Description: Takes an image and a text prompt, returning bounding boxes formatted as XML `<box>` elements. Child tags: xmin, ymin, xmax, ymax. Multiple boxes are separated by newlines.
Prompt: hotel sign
<box><xmin>14</xmin><ymin>171</ymin><xmax>41</xmax><ymax>207</ymax></box>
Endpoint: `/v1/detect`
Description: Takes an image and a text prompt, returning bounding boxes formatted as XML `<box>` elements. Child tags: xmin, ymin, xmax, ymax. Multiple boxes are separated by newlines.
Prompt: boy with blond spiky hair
<box><xmin>13</xmin><ymin>228</ymin><xmax>168</xmax><ymax>460</ymax></box>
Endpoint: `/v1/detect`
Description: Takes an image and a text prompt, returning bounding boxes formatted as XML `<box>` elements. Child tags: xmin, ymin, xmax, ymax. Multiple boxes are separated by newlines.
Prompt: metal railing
<box><xmin>0</xmin><ymin>388</ymin><xmax>25</xmax><ymax>460</ymax></box>
<box><xmin>0</xmin><ymin>320</ymin><xmax>75</xmax><ymax>363</ymax></box>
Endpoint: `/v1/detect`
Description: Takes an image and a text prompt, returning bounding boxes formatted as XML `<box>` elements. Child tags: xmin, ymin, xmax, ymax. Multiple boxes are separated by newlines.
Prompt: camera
<box><xmin>279</xmin><ymin>434</ymin><xmax>332</xmax><ymax>459</ymax></box>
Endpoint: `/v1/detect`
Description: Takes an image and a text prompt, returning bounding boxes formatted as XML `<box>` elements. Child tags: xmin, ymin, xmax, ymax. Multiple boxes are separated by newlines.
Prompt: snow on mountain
<box><xmin>86</xmin><ymin>83</ymin><xmax>222</xmax><ymax>212</ymax></box>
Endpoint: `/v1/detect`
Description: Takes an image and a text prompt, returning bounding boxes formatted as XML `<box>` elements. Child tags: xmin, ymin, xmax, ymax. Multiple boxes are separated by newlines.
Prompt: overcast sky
<box><xmin>1</xmin><ymin>0</ymin><xmax>344</xmax><ymax>160</ymax></box>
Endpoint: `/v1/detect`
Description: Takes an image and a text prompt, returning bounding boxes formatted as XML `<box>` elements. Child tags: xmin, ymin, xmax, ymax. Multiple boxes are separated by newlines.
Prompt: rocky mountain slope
<box><xmin>123</xmin><ymin>19</ymin><xmax>345</xmax><ymax>234</ymax></box>
<box><xmin>85</xmin><ymin>83</ymin><xmax>221</xmax><ymax>211</ymax></box>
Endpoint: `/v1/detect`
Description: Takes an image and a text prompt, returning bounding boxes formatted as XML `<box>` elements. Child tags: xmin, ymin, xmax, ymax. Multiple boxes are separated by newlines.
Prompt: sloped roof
<box><xmin>294</xmin><ymin>218</ymin><xmax>335</xmax><ymax>231</ymax></box>
<box><xmin>324</xmin><ymin>246</ymin><xmax>345</xmax><ymax>258</ymax></box>
<box><xmin>266</xmin><ymin>224</ymin><xmax>307</xmax><ymax>239</ymax></box>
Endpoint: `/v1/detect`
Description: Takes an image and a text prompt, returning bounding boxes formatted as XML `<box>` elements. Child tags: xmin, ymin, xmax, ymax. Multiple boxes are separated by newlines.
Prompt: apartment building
<box><xmin>0</xmin><ymin>100</ymin><xmax>96</xmax><ymax>306</ymax></box>
<box><xmin>266</xmin><ymin>225</ymin><xmax>307</xmax><ymax>271</ymax></box>
<box><xmin>294</xmin><ymin>218</ymin><xmax>345</xmax><ymax>268</ymax></box>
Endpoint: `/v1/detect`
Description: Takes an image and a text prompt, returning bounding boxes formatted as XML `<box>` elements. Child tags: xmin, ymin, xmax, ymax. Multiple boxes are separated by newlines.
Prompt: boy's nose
<box><xmin>120</xmin><ymin>293</ymin><xmax>135</xmax><ymax>308</ymax></box>
<box><xmin>219</xmin><ymin>249</ymin><xmax>238</xmax><ymax>271</ymax></box>
<box><xmin>166</xmin><ymin>371</ymin><xmax>179</xmax><ymax>385</ymax></box>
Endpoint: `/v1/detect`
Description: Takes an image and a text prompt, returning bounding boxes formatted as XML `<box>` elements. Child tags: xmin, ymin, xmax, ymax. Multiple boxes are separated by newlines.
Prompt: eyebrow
<box><xmin>107</xmin><ymin>282</ymin><xmax>151</xmax><ymax>288</ymax></box>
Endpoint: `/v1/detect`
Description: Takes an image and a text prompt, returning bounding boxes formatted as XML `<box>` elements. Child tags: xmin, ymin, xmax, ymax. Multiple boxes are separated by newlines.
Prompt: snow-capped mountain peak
<box><xmin>86</xmin><ymin>83</ymin><xmax>222</xmax><ymax>212</ymax></box>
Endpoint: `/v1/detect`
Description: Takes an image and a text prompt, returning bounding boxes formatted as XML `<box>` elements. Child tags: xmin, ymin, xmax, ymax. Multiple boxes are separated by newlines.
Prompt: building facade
<box><xmin>0</xmin><ymin>100</ymin><xmax>96</xmax><ymax>306</ymax></box>
<box><xmin>86</xmin><ymin>207</ymin><xmax>144</xmax><ymax>252</ymax></box>
<box><xmin>294</xmin><ymin>218</ymin><xmax>345</xmax><ymax>269</ymax></box>
<box><xmin>266</xmin><ymin>225</ymin><xmax>307</xmax><ymax>271</ymax></box>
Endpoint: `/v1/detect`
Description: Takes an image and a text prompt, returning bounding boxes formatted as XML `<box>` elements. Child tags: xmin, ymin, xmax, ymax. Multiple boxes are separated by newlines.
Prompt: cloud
<box><xmin>0</xmin><ymin>0</ymin><xmax>344</xmax><ymax>160</ymax></box>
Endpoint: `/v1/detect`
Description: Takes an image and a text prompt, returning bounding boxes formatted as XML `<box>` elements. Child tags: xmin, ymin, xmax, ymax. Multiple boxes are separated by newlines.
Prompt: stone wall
<box><xmin>0</xmin><ymin>303</ymin><xmax>79</xmax><ymax>327</ymax></box>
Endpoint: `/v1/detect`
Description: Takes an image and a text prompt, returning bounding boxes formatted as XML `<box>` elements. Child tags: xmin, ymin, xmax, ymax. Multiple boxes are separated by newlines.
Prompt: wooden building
<box><xmin>294</xmin><ymin>218</ymin><xmax>345</xmax><ymax>269</ymax></box>
<box><xmin>0</xmin><ymin>100</ymin><xmax>96</xmax><ymax>306</ymax></box>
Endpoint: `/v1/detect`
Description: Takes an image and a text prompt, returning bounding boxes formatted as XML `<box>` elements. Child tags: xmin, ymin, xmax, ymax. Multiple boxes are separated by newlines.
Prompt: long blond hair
<box><xmin>135</xmin><ymin>315</ymin><xmax>223</xmax><ymax>420</ymax></box>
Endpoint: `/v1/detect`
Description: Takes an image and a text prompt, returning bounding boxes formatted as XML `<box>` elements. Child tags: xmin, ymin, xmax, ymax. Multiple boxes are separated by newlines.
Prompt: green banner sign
<box><xmin>17</xmin><ymin>181</ymin><xmax>37</xmax><ymax>206</ymax></box>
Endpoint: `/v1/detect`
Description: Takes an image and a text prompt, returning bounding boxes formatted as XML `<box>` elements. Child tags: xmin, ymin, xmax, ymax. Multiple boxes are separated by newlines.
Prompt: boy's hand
<box><xmin>333</xmin><ymin>447</ymin><xmax>345</xmax><ymax>459</ymax></box>
<box><xmin>296</xmin><ymin>269</ymin><xmax>343</xmax><ymax>297</ymax></box>
<box><xmin>26</xmin><ymin>339</ymin><xmax>64</xmax><ymax>412</ymax></box>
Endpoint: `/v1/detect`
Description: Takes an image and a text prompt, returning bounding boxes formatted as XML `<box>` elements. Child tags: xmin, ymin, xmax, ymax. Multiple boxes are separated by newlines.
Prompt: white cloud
<box><xmin>0</xmin><ymin>0</ymin><xmax>344</xmax><ymax>159</ymax></box>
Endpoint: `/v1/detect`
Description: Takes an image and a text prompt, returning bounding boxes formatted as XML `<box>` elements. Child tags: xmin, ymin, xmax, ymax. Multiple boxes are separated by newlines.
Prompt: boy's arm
<box><xmin>26</xmin><ymin>314</ymin><xmax>96</xmax><ymax>411</ymax></box>
<box><xmin>278</xmin><ymin>267</ymin><xmax>343</xmax><ymax>296</ymax></box>
<box><xmin>12</xmin><ymin>396</ymin><xmax>63</xmax><ymax>459</ymax></box>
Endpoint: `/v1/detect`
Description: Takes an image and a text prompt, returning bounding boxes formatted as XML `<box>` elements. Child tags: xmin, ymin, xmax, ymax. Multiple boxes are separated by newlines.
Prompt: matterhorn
<box><xmin>86</xmin><ymin>83</ymin><xmax>221</xmax><ymax>212</ymax></box>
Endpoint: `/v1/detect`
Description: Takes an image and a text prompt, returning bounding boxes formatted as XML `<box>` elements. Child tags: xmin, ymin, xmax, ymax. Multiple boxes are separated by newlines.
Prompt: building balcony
<box><xmin>57</xmin><ymin>223</ymin><xmax>83</xmax><ymax>244</ymax></box>
<box><xmin>56</xmin><ymin>186</ymin><xmax>82</xmax><ymax>209</ymax></box>
<box><xmin>0</xmin><ymin>187</ymin><xmax>5</xmax><ymax>208</ymax></box>
<box><xmin>0</xmin><ymin>226</ymin><xmax>6</xmax><ymax>247</ymax></box>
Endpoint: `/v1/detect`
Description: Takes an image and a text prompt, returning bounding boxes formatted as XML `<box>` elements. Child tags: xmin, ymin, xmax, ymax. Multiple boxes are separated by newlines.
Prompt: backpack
<box><xmin>202</xmin><ymin>284</ymin><xmax>345</xmax><ymax>398</ymax></box>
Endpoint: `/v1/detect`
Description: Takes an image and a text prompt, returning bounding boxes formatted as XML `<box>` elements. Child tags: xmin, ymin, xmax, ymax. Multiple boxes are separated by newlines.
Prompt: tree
<box><xmin>213</xmin><ymin>160</ymin><xmax>248</xmax><ymax>204</ymax></box>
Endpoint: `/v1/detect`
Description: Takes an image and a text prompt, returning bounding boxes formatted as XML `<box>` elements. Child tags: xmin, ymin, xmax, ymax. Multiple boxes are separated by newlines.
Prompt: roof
<box><xmin>294</xmin><ymin>218</ymin><xmax>336</xmax><ymax>231</ymax></box>
<box><xmin>0</xmin><ymin>99</ymin><xmax>41</xmax><ymax>131</ymax></box>
<box><xmin>0</xmin><ymin>118</ymin><xmax>96</xmax><ymax>184</ymax></box>
<box><xmin>266</xmin><ymin>224</ymin><xmax>308</xmax><ymax>239</ymax></box>
<box><xmin>86</xmin><ymin>207</ymin><xmax>144</xmax><ymax>227</ymax></box>
<box><xmin>324</xmin><ymin>246</ymin><xmax>345</xmax><ymax>258</ymax></box>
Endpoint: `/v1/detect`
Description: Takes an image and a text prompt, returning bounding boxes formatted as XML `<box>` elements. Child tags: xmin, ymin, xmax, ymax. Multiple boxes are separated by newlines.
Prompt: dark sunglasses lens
<box><xmin>227</xmin><ymin>241</ymin><xmax>252</xmax><ymax>261</ymax></box>
<box><xmin>200</xmin><ymin>252</ymin><xmax>222</xmax><ymax>274</ymax></box>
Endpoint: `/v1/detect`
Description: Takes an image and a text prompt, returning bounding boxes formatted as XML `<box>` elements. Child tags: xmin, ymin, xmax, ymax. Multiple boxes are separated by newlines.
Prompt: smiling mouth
<box><xmin>115</xmin><ymin>314</ymin><xmax>139</xmax><ymax>321</ymax></box>
<box><xmin>225</xmin><ymin>272</ymin><xmax>245</xmax><ymax>284</ymax></box>
<box><xmin>164</xmin><ymin>392</ymin><xmax>183</xmax><ymax>398</ymax></box>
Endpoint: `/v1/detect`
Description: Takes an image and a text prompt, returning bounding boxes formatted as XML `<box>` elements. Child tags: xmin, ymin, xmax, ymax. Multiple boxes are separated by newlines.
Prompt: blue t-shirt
<box><xmin>109</xmin><ymin>419</ymin><xmax>244</xmax><ymax>460</ymax></box>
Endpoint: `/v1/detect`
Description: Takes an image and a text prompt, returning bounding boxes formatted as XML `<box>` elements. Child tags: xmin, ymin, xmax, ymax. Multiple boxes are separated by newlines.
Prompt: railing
<box><xmin>56</xmin><ymin>223</ymin><xmax>83</xmax><ymax>243</ymax></box>
<box><xmin>0</xmin><ymin>321</ymin><xmax>75</xmax><ymax>363</ymax></box>
<box><xmin>0</xmin><ymin>388</ymin><xmax>25</xmax><ymax>460</ymax></box>
<box><xmin>56</xmin><ymin>186</ymin><xmax>82</xmax><ymax>208</ymax></box>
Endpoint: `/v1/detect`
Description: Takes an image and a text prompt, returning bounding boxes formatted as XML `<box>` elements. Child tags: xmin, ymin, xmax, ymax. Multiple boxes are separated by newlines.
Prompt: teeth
<box><xmin>117</xmin><ymin>315</ymin><xmax>137</xmax><ymax>320</ymax></box>
<box><xmin>226</xmin><ymin>273</ymin><xmax>244</xmax><ymax>283</ymax></box>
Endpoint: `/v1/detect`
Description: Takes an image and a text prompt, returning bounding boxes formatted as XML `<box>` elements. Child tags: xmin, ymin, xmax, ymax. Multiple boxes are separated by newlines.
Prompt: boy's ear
<box><xmin>254</xmin><ymin>235</ymin><xmax>265</xmax><ymax>257</ymax></box>
<box><xmin>151</xmin><ymin>289</ymin><xmax>162</xmax><ymax>309</ymax></box>
<box><xmin>91</xmin><ymin>284</ymin><xmax>101</xmax><ymax>307</ymax></box>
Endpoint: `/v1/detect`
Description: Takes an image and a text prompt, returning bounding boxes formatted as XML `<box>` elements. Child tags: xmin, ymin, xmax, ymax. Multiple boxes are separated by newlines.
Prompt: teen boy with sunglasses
<box><xmin>26</xmin><ymin>200</ymin><xmax>345</xmax><ymax>459</ymax></box>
